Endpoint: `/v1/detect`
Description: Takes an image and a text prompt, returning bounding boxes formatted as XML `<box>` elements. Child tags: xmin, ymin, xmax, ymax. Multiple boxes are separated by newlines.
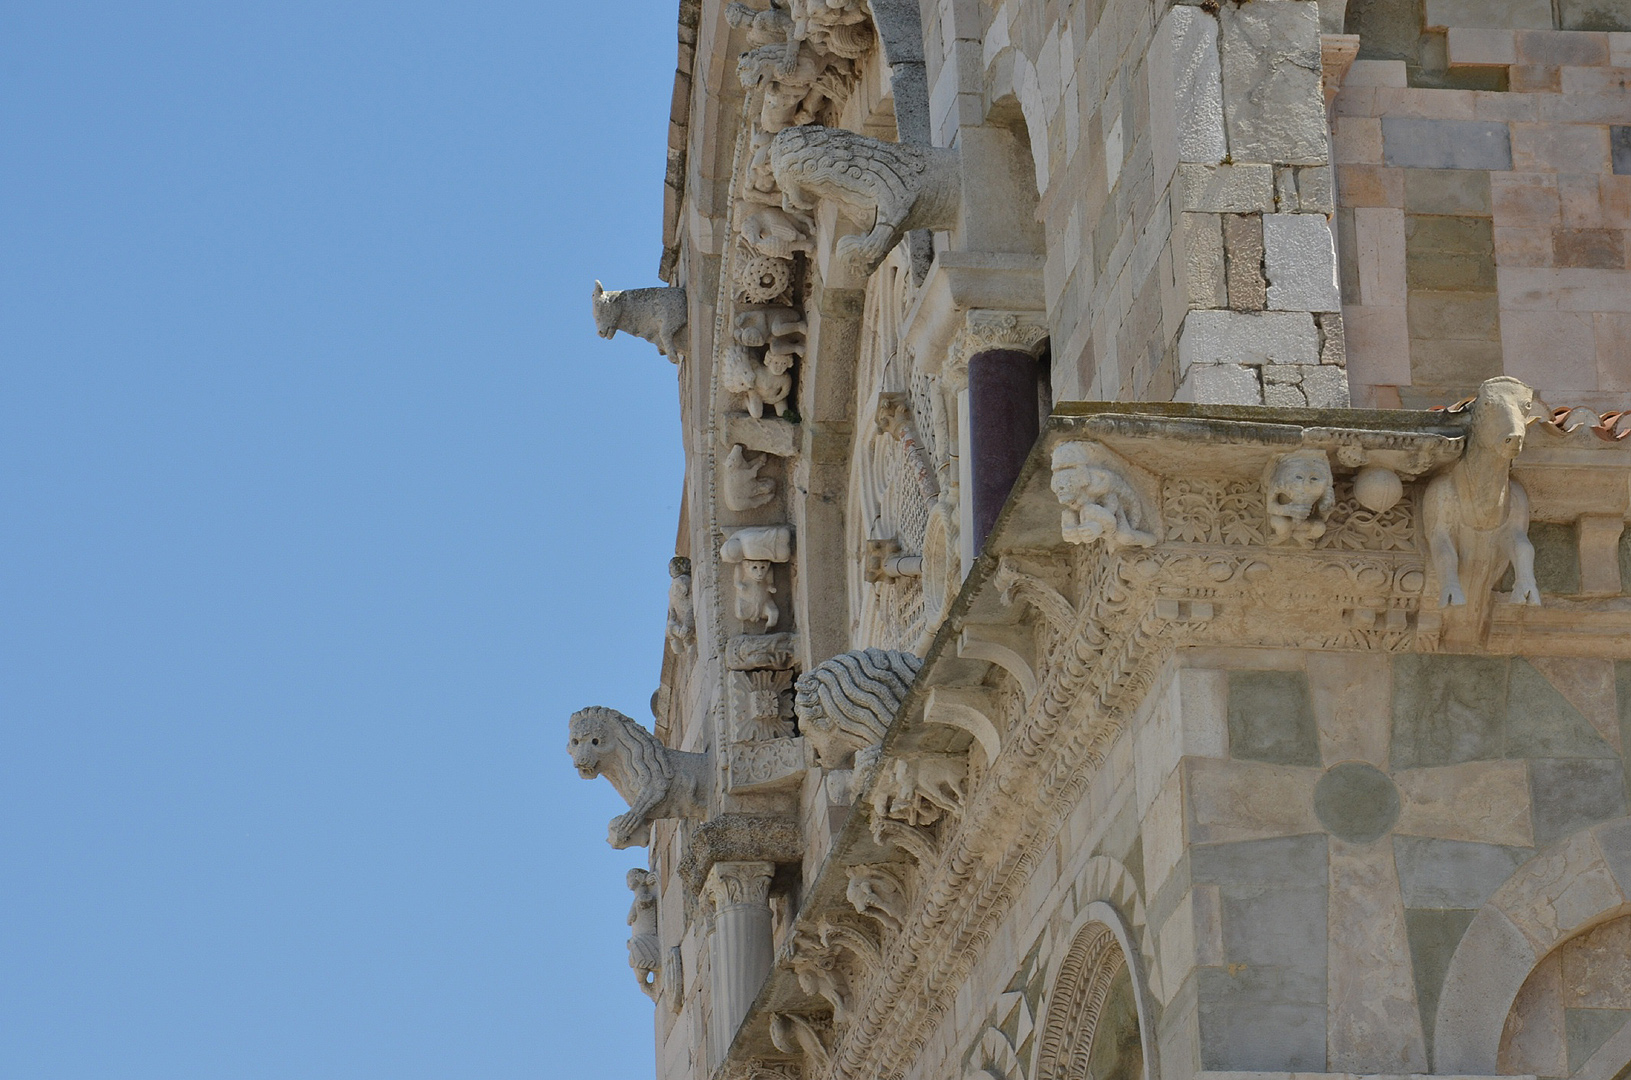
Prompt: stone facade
<box><xmin>568</xmin><ymin>2</ymin><xmax>1631</xmax><ymax>1080</ymax></box>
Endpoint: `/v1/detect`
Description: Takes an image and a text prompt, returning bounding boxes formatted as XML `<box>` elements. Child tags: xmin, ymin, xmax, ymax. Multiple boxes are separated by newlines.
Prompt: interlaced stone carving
<box><xmin>567</xmin><ymin>706</ymin><xmax>710</xmax><ymax>848</ymax></box>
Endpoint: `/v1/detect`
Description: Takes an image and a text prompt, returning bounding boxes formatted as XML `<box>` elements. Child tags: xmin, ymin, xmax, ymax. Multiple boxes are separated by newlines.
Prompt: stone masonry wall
<box><xmin>1335</xmin><ymin>21</ymin><xmax>1631</xmax><ymax>408</ymax></box>
<box><xmin>923</xmin><ymin>0</ymin><xmax>1346</xmax><ymax>408</ymax></box>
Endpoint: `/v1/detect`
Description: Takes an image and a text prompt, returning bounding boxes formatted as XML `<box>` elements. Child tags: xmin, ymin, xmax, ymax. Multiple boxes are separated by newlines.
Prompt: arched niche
<box><xmin>1499</xmin><ymin>913</ymin><xmax>1631</xmax><ymax>1080</ymax></box>
<box><xmin>1435</xmin><ymin>818</ymin><xmax>1631</xmax><ymax>1074</ymax></box>
<box><xmin>1034</xmin><ymin>901</ymin><xmax>1160</xmax><ymax>1080</ymax></box>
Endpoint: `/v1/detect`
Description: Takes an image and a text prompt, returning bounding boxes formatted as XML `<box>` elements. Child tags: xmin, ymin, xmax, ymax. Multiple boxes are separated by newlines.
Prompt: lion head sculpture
<box><xmin>793</xmin><ymin>648</ymin><xmax>923</xmax><ymax>768</ymax></box>
<box><xmin>567</xmin><ymin>706</ymin><xmax>708</xmax><ymax>849</ymax></box>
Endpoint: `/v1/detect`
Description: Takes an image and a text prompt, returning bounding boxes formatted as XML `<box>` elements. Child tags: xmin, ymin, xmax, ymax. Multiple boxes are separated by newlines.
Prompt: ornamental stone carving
<box><xmin>724</xmin><ymin>445</ymin><xmax>778</xmax><ymax>512</ymax></box>
<box><xmin>1263</xmin><ymin>448</ymin><xmax>1335</xmax><ymax>546</ymax></box>
<box><xmin>868</xmin><ymin>752</ymin><xmax>966</xmax><ymax>827</ymax></box>
<box><xmin>768</xmin><ymin>125</ymin><xmax>960</xmax><ymax>277</ymax></box>
<box><xmin>726</xmin><ymin>632</ymin><xmax>798</xmax><ymax>670</ymax></box>
<box><xmin>737</xmin><ymin>41</ymin><xmax>852</xmax><ymax>133</ymax></box>
<box><xmin>567</xmin><ymin>706</ymin><xmax>710</xmax><ymax>849</ymax></box>
<box><xmin>845</xmin><ymin>864</ymin><xmax>909</xmax><ymax>934</ymax></box>
<box><xmin>792</xmin><ymin>648</ymin><xmax>923</xmax><ymax>767</ymax></box>
<box><xmin>626</xmin><ymin>868</ymin><xmax>661</xmax><ymax>1000</ymax></box>
<box><xmin>1423</xmin><ymin>377</ymin><xmax>1541</xmax><ymax>608</ymax></box>
<box><xmin>591</xmin><ymin>281</ymin><xmax>688</xmax><ymax>363</ymax></box>
<box><xmin>724</xmin><ymin>344</ymin><xmax>793</xmax><ymax>419</ymax></box>
<box><xmin>734</xmin><ymin>306</ymin><xmax>807</xmax><ymax>364</ymax></box>
<box><xmin>740</xmin><ymin>206</ymin><xmax>815</xmax><ymax>260</ymax></box>
<box><xmin>665</xmin><ymin>557</ymin><xmax>695</xmax><ymax>653</ymax></box>
<box><xmin>1050</xmin><ymin>442</ymin><xmax>1158</xmax><ymax>550</ymax></box>
<box><xmin>722</xmin><ymin>526</ymin><xmax>795</xmax><ymax>631</ymax></box>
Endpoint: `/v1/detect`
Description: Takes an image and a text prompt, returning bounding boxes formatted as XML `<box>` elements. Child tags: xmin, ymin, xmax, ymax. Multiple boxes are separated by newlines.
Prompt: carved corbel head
<box><xmin>1050</xmin><ymin>442</ymin><xmax>1158</xmax><ymax>550</ymax></box>
<box><xmin>1263</xmin><ymin>449</ymin><xmax>1335</xmax><ymax>545</ymax></box>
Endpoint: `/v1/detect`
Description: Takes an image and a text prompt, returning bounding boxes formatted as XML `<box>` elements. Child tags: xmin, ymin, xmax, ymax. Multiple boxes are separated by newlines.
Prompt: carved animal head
<box><xmin>567</xmin><ymin>705</ymin><xmax>673</xmax><ymax>786</ymax></box>
<box><xmin>590</xmin><ymin>281</ymin><xmax>620</xmax><ymax>339</ymax></box>
<box><xmin>1050</xmin><ymin>442</ymin><xmax>1117</xmax><ymax>510</ymax></box>
<box><xmin>793</xmin><ymin>648</ymin><xmax>924</xmax><ymax>767</ymax></box>
<box><xmin>1264</xmin><ymin>449</ymin><xmax>1335</xmax><ymax>523</ymax></box>
<box><xmin>1469</xmin><ymin>376</ymin><xmax>1537</xmax><ymax>461</ymax></box>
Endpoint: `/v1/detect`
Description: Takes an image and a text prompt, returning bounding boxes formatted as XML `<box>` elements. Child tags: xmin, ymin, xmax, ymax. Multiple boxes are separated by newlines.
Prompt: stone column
<box><xmin>967</xmin><ymin>349</ymin><xmax>1041</xmax><ymax>554</ymax></box>
<box><xmin>704</xmin><ymin>860</ymin><xmax>776</xmax><ymax>1060</ymax></box>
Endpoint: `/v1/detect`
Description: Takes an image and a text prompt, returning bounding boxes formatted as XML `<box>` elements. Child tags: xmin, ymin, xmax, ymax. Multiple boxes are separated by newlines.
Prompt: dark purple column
<box><xmin>968</xmin><ymin>348</ymin><xmax>1041</xmax><ymax>554</ymax></box>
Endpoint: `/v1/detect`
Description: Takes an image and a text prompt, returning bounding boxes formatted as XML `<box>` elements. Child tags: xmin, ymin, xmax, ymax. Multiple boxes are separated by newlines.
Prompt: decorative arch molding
<box><xmin>1033</xmin><ymin>896</ymin><xmax>1160</xmax><ymax>1080</ymax></box>
<box><xmin>1069</xmin><ymin>856</ymin><xmax>1159</xmax><ymax>997</ymax></box>
<box><xmin>1433</xmin><ymin>817</ymin><xmax>1631</xmax><ymax>1074</ymax></box>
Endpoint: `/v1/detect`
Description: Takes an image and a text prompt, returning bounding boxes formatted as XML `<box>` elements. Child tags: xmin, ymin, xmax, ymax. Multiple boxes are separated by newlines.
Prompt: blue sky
<box><xmin>1</xmin><ymin>3</ymin><xmax>681</xmax><ymax>1076</ymax></box>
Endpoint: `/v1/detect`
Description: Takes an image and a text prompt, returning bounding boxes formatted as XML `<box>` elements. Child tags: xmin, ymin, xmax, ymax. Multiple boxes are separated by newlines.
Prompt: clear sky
<box><xmin>2</xmin><ymin>4</ymin><xmax>681</xmax><ymax>1076</ymax></box>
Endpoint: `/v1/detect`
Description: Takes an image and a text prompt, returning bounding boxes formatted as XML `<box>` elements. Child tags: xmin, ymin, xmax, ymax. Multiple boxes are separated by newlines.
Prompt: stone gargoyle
<box><xmin>591</xmin><ymin>281</ymin><xmax>688</xmax><ymax>363</ymax></box>
<box><xmin>568</xmin><ymin>706</ymin><xmax>709</xmax><ymax>848</ymax></box>
<box><xmin>768</xmin><ymin>125</ymin><xmax>959</xmax><ymax>278</ymax></box>
<box><xmin>1423</xmin><ymin>376</ymin><xmax>1542</xmax><ymax>608</ymax></box>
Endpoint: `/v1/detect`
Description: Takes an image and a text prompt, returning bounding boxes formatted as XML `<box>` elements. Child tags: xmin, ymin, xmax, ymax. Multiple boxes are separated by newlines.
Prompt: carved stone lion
<box><xmin>793</xmin><ymin>648</ymin><xmax>923</xmax><ymax>767</ymax></box>
<box><xmin>768</xmin><ymin>125</ymin><xmax>959</xmax><ymax>277</ymax></box>
<box><xmin>568</xmin><ymin>706</ymin><xmax>709</xmax><ymax>848</ymax></box>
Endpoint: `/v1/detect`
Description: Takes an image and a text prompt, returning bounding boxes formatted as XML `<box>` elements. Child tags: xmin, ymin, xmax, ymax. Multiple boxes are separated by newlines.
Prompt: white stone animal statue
<box><xmin>734</xmin><ymin>306</ymin><xmax>807</xmax><ymax>362</ymax></box>
<box><xmin>1423</xmin><ymin>376</ymin><xmax>1541</xmax><ymax>607</ymax></box>
<box><xmin>591</xmin><ymin>281</ymin><xmax>689</xmax><ymax>363</ymax></box>
<box><xmin>567</xmin><ymin>706</ymin><xmax>710</xmax><ymax>848</ymax></box>
<box><xmin>793</xmin><ymin>647</ymin><xmax>924</xmax><ymax>767</ymax></box>
<box><xmin>769</xmin><ymin>125</ymin><xmax>960</xmax><ymax>277</ymax></box>
<box><xmin>723</xmin><ymin>343</ymin><xmax>792</xmax><ymax>418</ymax></box>
<box><xmin>1263</xmin><ymin>448</ymin><xmax>1335</xmax><ymax>545</ymax></box>
<box><xmin>1050</xmin><ymin>441</ymin><xmax>1157</xmax><ymax>550</ymax></box>
<box><xmin>735</xmin><ymin>559</ymin><xmax>780</xmax><ymax>629</ymax></box>
<box><xmin>723</xmin><ymin>444</ymin><xmax>777</xmax><ymax>511</ymax></box>
<box><xmin>626</xmin><ymin>868</ymin><xmax>661</xmax><ymax>1000</ymax></box>
<box><xmin>844</xmin><ymin>864</ymin><xmax>907</xmax><ymax>934</ymax></box>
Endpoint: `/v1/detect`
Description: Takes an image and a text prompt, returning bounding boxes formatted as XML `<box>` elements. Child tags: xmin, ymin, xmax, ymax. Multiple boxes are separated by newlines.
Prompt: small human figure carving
<box><xmin>721</xmin><ymin>526</ymin><xmax>793</xmax><ymax>631</ymax></box>
<box><xmin>723</xmin><ymin>343</ymin><xmax>792</xmax><ymax>419</ymax></box>
<box><xmin>567</xmin><ymin>706</ymin><xmax>710</xmax><ymax>849</ymax></box>
<box><xmin>737</xmin><ymin>42</ymin><xmax>851</xmax><ymax>132</ymax></box>
<box><xmin>769</xmin><ymin>125</ymin><xmax>961</xmax><ymax>277</ymax></box>
<box><xmin>1050</xmin><ymin>442</ymin><xmax>1157</xmax><ymax>550</ymax></box>
<box><xmin>1423</xmin><ymin>376</ymin><xmax>1542</xmax><ymax>607</ymax></box>
<box><xmin>626</xmin><ymin>868</ymin><xmax>661</xmax><ymax>1000</ymax></box>
<box><xmin>734</xmin><ymin>306</ymin><xmax>807</xmax><ymax>363</ymax></box>
<box><xmin>665</xmin><ymin>557</ymin><xmax>695</xmax><ymax>653</ymax></box>
<box><xmin>726</xmin><ymin>0</ymin><xmax>798</xmax><ymax>70</ymax></box>
<box><xmin>1263</xmin><ymin>449</ymin><xmax>1335</xmax><ymax>546</ymax></box>
<box><xmin>591</xmin><ymin>281</ymin><xmax>688</xmax><ymax>362</ymax></box>
<box><xmin>723</xmin><ymin>444</ymin><xmax>777</xmax><ymax>511</ymax></box>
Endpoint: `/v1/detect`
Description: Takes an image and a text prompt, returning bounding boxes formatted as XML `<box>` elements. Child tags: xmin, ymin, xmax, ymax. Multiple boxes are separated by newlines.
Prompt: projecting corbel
<box><xmin>957</xmin><ymin>625</ymin><xmax>1038</xmax><ymax>700</ymax></box>
<box><xmin>923</xmin><ymin>686</ymin><xmax>1002</xmax><ymax>762</ymax></box>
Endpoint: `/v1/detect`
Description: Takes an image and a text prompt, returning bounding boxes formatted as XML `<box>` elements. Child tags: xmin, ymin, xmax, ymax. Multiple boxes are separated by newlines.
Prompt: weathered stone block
<box><xmin>1425</xmin><ymin>0</ymin><xmax>1554</xmax><ymax>29</ymax></box>
<box><xmin>1555</xmin><ymin>228</ymin><xmax>1627</xmax><ymax>268</ymax></box>
<box><xmin>1296</xmin><ymin>165</ymin><xmax>1334</xmax><ymax>212</ymax></box>
<box><xmin>1263</xmin><ymin>213</ymin><xmax>1341</xmax><ymax>311</ymax></box>
<box><xmin>1383</xmin><ymin>117</ymin><xmax>1514</xmax><ymax>170</ymax></box>
<box><xmin>1563</xmin><ymin>0</ymin><xmax>1631</xmax><ymax>29</ymax></box>
<box><xmin>1174</xmin><ymin>362</ymin><xmax>1263</xmax><ymax>404</ymax></box>
<box><xmin>725</xmin><ymin>413</ymin><xmax>799</xmax><ymax>457</ymax></box>
<box><xmin>1218</xmin><ymin>1</ymin><xmax>1329</xmax><ymax>165</ymax></box>
<box><xmin>1613</xmin><ymin>126</ymin><xmax>1631</xmax><ymax>175</ymax></box>
<box><xmin>1405</xmin><ymin>168</ymin><xmax>1494</xmax><ymax>215</ymax></box>
<box><xmin>1227</xmin><ymin>669</ymin><xmax>1320</xmax><ymax>764</ymax></box>
<box><xmin>1177</xmin><ymin>163</ymin><xmax>1276</xmax><ymax>212</ymax></box>
<box><xmin>1411</xmin><ymin>338</ymin><xmax>1505</xmax><ymax>386</ymax></box>
<box><xmin>1316</xmin><ymin>311</ymin><xmax>1348</xmax><ymax>365</ymax></box>
<box><xmin>1391</xmin><ymin>654</ymin><xmax>1508</xmax><ymax>769</ymax></box>
<box><xmin>1408</xmin><ymin>291</ymin><xmax>1502</xmax><ymax>339</ymax></box>
<box><xmin>1197</xmin><ymin>966</ymin><xmax>1328</xmax><ymax>1070</ymax></box>
<box><xmin>1516</xmin><ymin>28</ymin><xmax>1614</xmax><ymax>63</ymax></box>
<box><xmin>1447</xmin><ymin>26</ymin><xmax>1518</xmax><ymax>64</ymax></box>
<box><xmin>1192</xmin><ymin>832</ymin><xmax>1330</xmax><ymax>884</ymax></box>
<box><xmin>1395</xmin><ymin>836</ymin><xmax>1531</xmax><ymax>908</ymax></box>
<box><xmin>1405</xmin><ymin>906</ymin><xmax>1479</xmax><ymax>1054</ymax></box>
<box><xmin>1169</xmin><ymin>5</ymin><xmax>1229</xmax><ymax>164</ymax></box>
<box><xmin>1507</xmin><ymin>658</ymin><xmax>1618</xmax><ymax>759</ymax></box>
<box><xmin>1178</xmin><ymin>309</ymin><xmax>1320</xmax><ymax>369</ymax></box>
<box><xmin>1182</xmin><ymin>212</ymin><xmax>1229</xmax><ymax>308</ymax></box>
<box><xmin>1530</xmin><ymin>758</ymin><xmax>1627</xmax><ymax>845</ymax></box>
<box><xmin>1223</xmin><ymin>213</ymin><xmax>1268</xmax><ymax>310</ymax></box>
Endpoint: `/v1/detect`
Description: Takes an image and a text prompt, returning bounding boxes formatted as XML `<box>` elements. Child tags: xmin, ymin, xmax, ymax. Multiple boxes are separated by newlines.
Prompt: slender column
<box><xmin>967</xmin><ymin>349</ymin><xmax>1041</xmax><ymax>554</ymax></box>
<box><xmin>704</xmin><ymin>860</ymin><xmax>775</xmax><ymax>1061</ymax></box>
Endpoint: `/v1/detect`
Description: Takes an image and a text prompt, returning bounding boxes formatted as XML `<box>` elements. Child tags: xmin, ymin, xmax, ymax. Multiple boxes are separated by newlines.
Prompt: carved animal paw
<box><xmin>1511</xmin><ymin>580</ymin><xmax>1542</xmax><ymax>606</ymax></box>
<box><xmin>1440</xmin><ymin>583</ymin><xmax>1467</xmax><ymax>607</ymax></box>
<box><xmin>608</xmin><ymin>813</ymin><xmax>650</xmax><ymax>850</ymax></box>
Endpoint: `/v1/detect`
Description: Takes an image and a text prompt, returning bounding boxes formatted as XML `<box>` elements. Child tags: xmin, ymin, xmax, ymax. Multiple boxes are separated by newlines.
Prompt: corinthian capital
<box><xmin>703</xmin><ymin>860</ymin><xmax>776</xmax><ymax>912</ymax></box>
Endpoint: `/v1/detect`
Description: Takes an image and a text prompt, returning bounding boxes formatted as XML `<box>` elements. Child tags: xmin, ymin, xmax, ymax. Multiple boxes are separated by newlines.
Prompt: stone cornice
<box><xmin>718</xmin><ymin>401</ymin><xmax>1631</xmax><ymax>1080</ymax></box>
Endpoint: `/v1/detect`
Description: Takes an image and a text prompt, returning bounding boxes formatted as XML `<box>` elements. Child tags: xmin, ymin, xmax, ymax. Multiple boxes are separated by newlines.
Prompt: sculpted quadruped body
<box><xmin>591</xmin><ymin>281</ymin><xmax>689</xmax><ymax>363</ymax></box>
<box><xmin>567</xmin><ymin>706</ymin><xmax>710</xmax><ymax>848</ymax></box>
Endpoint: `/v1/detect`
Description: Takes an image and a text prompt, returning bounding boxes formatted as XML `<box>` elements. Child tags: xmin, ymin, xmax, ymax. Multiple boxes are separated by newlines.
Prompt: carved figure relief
<box><xmin>723</xmin><ymin>445</ymin><xmax>777</xmax><ymax>512</ymax></box>
<box><xmin>792</xmin><ymin>648</ymin><xmax>923</xmax><ymax>767</ymax></box>
<box><xmin>1423</xmin><ymin>377</ymin><xmax>1541</xmax><ymax>607</ymax></box>
<box><xmin>768</xmin><ymin>125</ymin><xmax>961</xmax><ymax>277</ymax></box>
<box><xmin>787</xmin><ymin>0</ymin><xmax>872</xmax><ymax>58</ymax></box>
<box><xmin>1050</xmin><ymin>442</ymin><xmax>1158</xmax><ymax>550</ymax></box>
<box><xmin>735</xmin><ymin>306</ymin><xmax>807</xmax><ymax>363</ymax></box>
<box><xmin>737</xmin><ymin>41</ymin><xmax>851</xmax><ymax>132</ymax></box>
<box><xmin>726</xmin><ymin>0</ymin><xmax>798</xmax><ymax>61</ymax></box>
<box><xmin>626</xmin><ymin>868</ymin><xmax>662</xmax><ymax>1000</ymax></box>
<box><xmin>843</xmin><ymin>864</ymin><xmax>908</xmax><ymax>935</ymax></box>
<box><xmin>770</xmin><ymin>1012</ymin><xmax>833</xmax><ymax>1073</ymax></box>
<box><xmin>724</xmin><ymin>343</ymin><xmax>793</xmax><ymax>418</ymax></box>
<box><xmin>726</xmin><ymin>632</ymin><xmax>798</xmax><ymax>670</ymax></box>
<box><xmin>869</xmin><ymin>753</ymin><xmax>966</xmax><ymax>827</ymax></box>
<box><xmin>567</xmin><ymin>706</ymin><xmax>710</xmax><ymax>848</ymax></box>
<box><xmin>1263</xmin><ymin>449</ymin><xmax>1335</xmax><ymax>546</ymax></box>
<box><xmin>591</xmin><ymin>281</ymin><xmax>688</xmax><ymax>362</ymax></box>
<box><xmin>741</xmin><ymin>206</ymin><xmax>814</xmax><ymax>259</ymax></box>
<box><xmin>722</xmin><ymin>526</ymin><xmax>794</xmax><ymax>631</ymax></box>
<box><xmin>666</xmin><ymin>557</ymin><xmax>695</xmax><ymax>653</ymax></box>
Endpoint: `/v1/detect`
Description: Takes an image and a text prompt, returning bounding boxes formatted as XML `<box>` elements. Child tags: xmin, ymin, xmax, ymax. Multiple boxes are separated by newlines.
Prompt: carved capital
<box><xmin>704</xmin><ymin>860</ymin><xmax>776</xmax><ymax>913</ymax></box>
<box><xmin>946</xmin><ymin>310</ymin><xmax>1049</xmax><ymax>390</ymax></box>
<box><xmin>678</xmin><ymin>815</ymin><xmax>804</xmax><ymax>894</ymax></box>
